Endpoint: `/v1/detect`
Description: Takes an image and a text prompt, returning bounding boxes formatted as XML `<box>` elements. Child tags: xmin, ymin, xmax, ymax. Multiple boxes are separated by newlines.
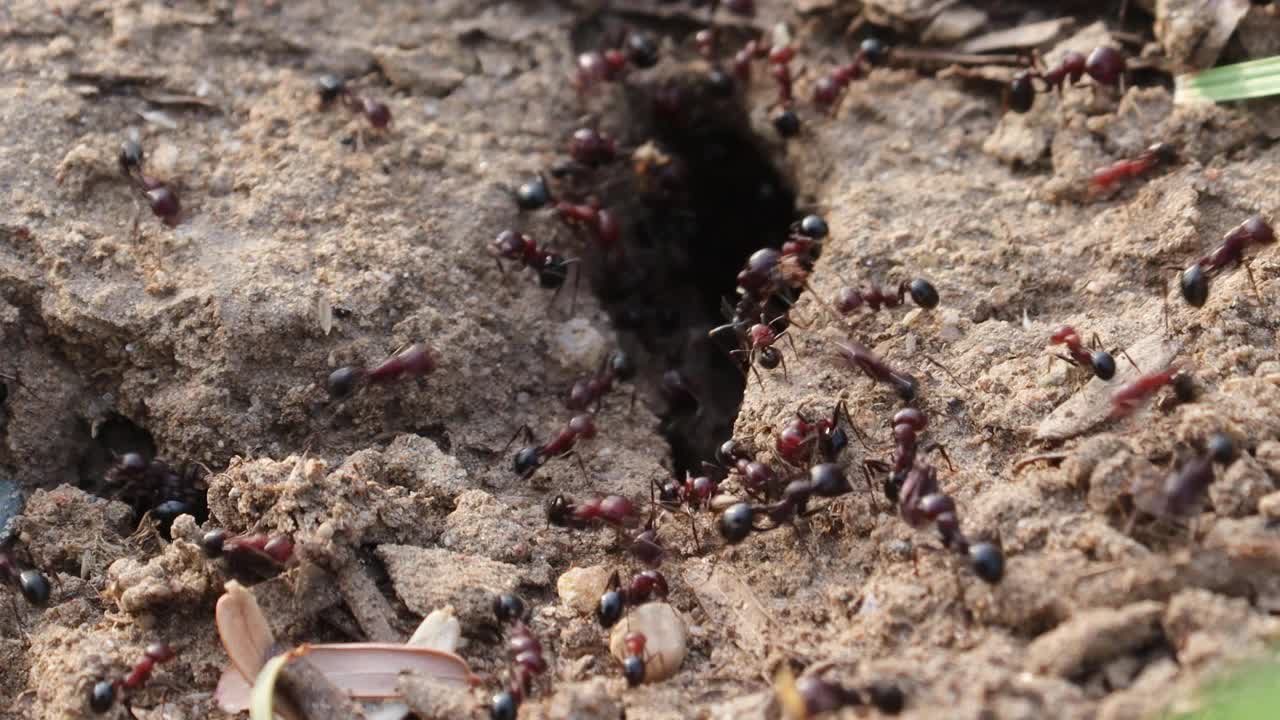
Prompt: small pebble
<box><xmin>1257</xmin><ymin>491</ymin><xmax>1280</xmax><ymax>521</ymax></box>
<box><xmin>608</xmin><ymin>602</ymin><xmax>687</xmax><ymax>682</ymax></box>
<box><xmin>557</xmin><ymin>565</ymin><xmax>612</xmax><ymax>615</ymax></box>
<box><xmin>553</xmin><ymin>318</ymin><xmax>608</xmax><ymax>373</ymax></box>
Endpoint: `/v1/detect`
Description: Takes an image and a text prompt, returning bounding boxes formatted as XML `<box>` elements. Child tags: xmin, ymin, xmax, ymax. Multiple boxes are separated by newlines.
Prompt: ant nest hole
<box><xmin>570</xmin><ymin>30</ymin><xmax>799</xmax><ymax>475</ymax></box>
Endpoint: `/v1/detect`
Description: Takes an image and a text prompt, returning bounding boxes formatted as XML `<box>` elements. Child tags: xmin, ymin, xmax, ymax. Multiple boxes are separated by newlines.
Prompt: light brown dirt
<box><xmin>3</xmin><ymin>1</ymin><xmax>1280</xmax><ymax>719</ymax></box>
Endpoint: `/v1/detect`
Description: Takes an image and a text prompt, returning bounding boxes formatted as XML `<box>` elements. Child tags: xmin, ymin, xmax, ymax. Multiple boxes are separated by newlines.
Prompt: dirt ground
<box><xmin>4</xmin><ymin>1</ymin><xmax>1280</xmax><ymax>718</ymax></box>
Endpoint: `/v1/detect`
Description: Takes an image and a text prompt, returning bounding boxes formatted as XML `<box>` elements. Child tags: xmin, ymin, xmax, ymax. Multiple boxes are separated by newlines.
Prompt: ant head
<box><xmin>798</xmin><ymin>214</ymin><xmax>829</xmax><ymax>240</ymax></box>
<box><xmin>514</xmin><ymin>176</ymin><xmax>551</xmax><ymax>210</ymax></box>
<box><xmin>908</xmin><ymin>279</ymin><xmax>940</xmax><ymax>309</ymax></box>
<box><xmin>968</xmin><ymin>542</ymin><xmax>1005</xmax><ymax>584</ymax></box>
<box><xmin>1007</xmin><ymin>71</ymin><xmax>1035</xmax><ymax>114</ymax></box>
<box><xmin>327</xmin><ymin>366</ymin><xmax>361</xmax><ymax>399</ymax></box>
<box><xmin>18</xmin><ymin>569</ymin><xmax>50</xmax><ymax>606</ymax></box>
<box><xmin>1207</xmin><ymin>432</ymin><xmax>1235</xmax><ymax>465</ymax></box>
<box><xmin>201</xmin><ymin>529</ymin><xmax>228</xmax><ymax>558</ymax></box>
<box><xmin>492</xmin><ymin>592</ymin><xmax>526</xmax><ymax>625</ymax></box>
<box><xmin>538</xmin><ymin>255</ymin><xmax>571</xmax><ymax>289</ymax></box>
<box><xmin>658</xmin><ymin>479</ymin><xmax>681</xmax><ymax>504</ymax></box>
<box><xmin>1243</xmin><ymin>214</ymin><xmax>1275</xmax><ymax>245</ymax></box>
<box><xmin>860</xmin><ymin>37</ymin><xmax>889</xmax><ymax>66</ymax></box>
<box><xmin>1180</xmin><ymin>264</ymin><xmax>1209</xmax><ymax>307</ymax></box>
<box><xmin>492</xmin><ymin>230</ymin><xmax>526</xmax><ymax>260</ymax></box>
<box><xmin>89</xmin><ymin>679</ymin><xmax>116</xmax><ymax>713</ymax></box>
<box><xmin>597</xmin><ymin>589</ymin><xmax>625</xmax><ymax>628</ymax></box>
<box><xmin>546</xmin><ymin>494</ymin><xmax>572</xmax><ymax>526</ymax></box>
<box><xmin>772</xmin><ymin>108</ymin><xmax>801</xmax><ymax>138</ymax></box>
<box><xmin>146</xmin><ymin>186</ymin><xmax>181</xmax><ymax>226</ymax></box>
<box><xmin>490</xmin><ymin>690</ymin><xmax>518</xmax><ymax>720</ymax></box>
<box><xmin>625</xmin><ymin>32</ymin><xmax>660</xmax><ymax>70</ymax></box>
<box><xmin>892</xmin><ymin>407</ymin><xmax>927</xmax><ymax>432</ymax></box>
<box><xmin>1149</xmin><ymin>142</ymin><xmax>1178</xmax><ymax>164</ymax></box>
<box><xmin>758</xmin><ymin>346</ymin><xmax>783</xmax><ymax>370</ymax></box>
<box><xmin>623</xmin><ymin>654</ymin><xmax>647</xmax><ymax>686</ymax></box>
<box><xmin>810</xmin><ymin>463</ymin><xmax>851</xmax><ymax>498</ymax></box>
<box><xmin>1090</xmin><ymin>351</ymin><xmax>1116</xmax><ymax>381</ymax></box>
<box><xmin>118</xmin><ymin>139</ymin><xmax>144</xmax><ymax>174</ymax></box>
<box><xmin>609</xmin><ymin>350</ymin><xmax>637</xmax><ymax>381</ymax></box>
<box><xmin>718</xmin><ymin>502</ymin><xmax>755</xmax><ymax>544</ymax></box>
<box><xmin>316</xmin><ymin>74</ymin><xmax>346</xmax><ymax>104</ymax></box>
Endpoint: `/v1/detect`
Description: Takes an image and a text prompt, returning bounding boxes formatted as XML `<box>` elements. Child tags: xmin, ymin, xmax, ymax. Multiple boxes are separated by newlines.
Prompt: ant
<box><xmin>0</xmin><ymin>540</ymin><xmax>50</xmax><ymax>609</ymax></box>
<box><xmin>567</xmin><ymin>350</ymin><xmax>637</xmax><ymax>411</ymax></box>
<box><xmin>833</xmin><ymin>339</ymin><xmax>919</xmax><ymax>402</ymax></box>
<box><xmin>553</xmin><ymin>196</ymin><xmax>623</xmax><ymax>258</ymax></box>
<box><xmin>118</xmin><ymin>139</ymin><xmax>180</xmax><ymax>227</ymax></box>
<box><xmin>490</xmin><ymin>593</ymin><xmax>548</xmax><ymax>720</ymax></box>
<box><xmin>574</xmin><ymin>30</ymin><xmax>661</xmax><ymax>96</ymax></box>
<box><xmin>316</xmin><ymin>74</ymin><xmax>391</xmax><ymax>129</ymax></box>
<box><xmin>1046</xmin><ymin>325</ymin><xmax>1133</xmax><ymax>381</ymax></box>
<box><xmin>1110</xmin><ymin>365</ymin><xmax>1193</xmax><ymax>419</ymax></box>
<box><xmin>510</xmin><ymin>174</ymin><xmax>553</xmax><ymax>211</ymax></box>
<box><xmin>567</xmin><ymin>127</ymin><xmax>621</xmax><ymax>169</ymax></box>
<box><xmin>89</xmin><ymin>642</ymin><xmax>177</xmax><ymax>717</ymax></box>
<box><xmin>896</xmin><ymin>462</ymin><xmax>1004</xmax><ymax>584</ymax></box>
<box><xmin>597</xmin><ymin>569</ymin><xmax>670</xmax><ymax>628</ymax></box>
<box><xmin>102</xmin><ymin>452</ymin><xmax>208</xmax><ymax>536</ymax></box>
<box><xmin>710</xmin><ymin>313</ymin><xmax>795</xmax><ymax>385</ymax></box>
<box><xmin>620</xmin><ymin>631</ymin><xmax>651</xmax><ymax>687</ymax></box>
<box><xmin>508</xmin><ymin>414</ymin><xmax>597</xmax><ymax>480</ymax></box>
<box><xmin>1006</xmin><ymin>46</ymin><xmax>1126</xmax><ymax>113</ymax></box>
<box><xmin>1131</xmin><ymin>433</ymin><xmax>1236</xmax><ymax>529</ymax></box>
<box><xmin>547</xmin><ymin>493</ymin><xmax>639</xmax><ymax>531</ymax></box>
<box><xmin>1089</xmin><ymin>143</ymin><xmax>1177</xmax><ymax>194</ymax></box>
<box><xmin>327</xmin><ymin>343</ymin><xmax>437</xmax><ymax>400</ymax></box>
<box><xmin>490</xmin><ymin>229</ymin><xmax>578</xmax><ymax>307</ymax></box>
<box><xmin>1180</xmin><ymin>214</ymin><xmax>1275</xmax><ymax>307</ymax></box>
<box><xmin>200</xmin><ymin>529</ymin><xmax>294</xmax><ymax>581</ymax></box>
<box><xmin>776</xmin><ymin>668</ymin><xmax>906</xmax><ymax>718</ymax></box>
<box><xmin>718</xmin><ymin>463</ymin><xmax>855</xmax><ymax>544</ymax></box>
<box><xmin>833</xmin><ymin>278</ymin><xmax>940</xmax><ymax>318</ymax></box>
<box><xmin>864</xmin><ymin>408</ymin><xmax>952</xmax><ymax>504</ymax></box>
<box><xmin>812</xmin><ymin>37</ymin><xmax>890</xmax><ymax>112</ymax></box>
<box><xmin>774</xmin><ymin>401</ymin><xmax>865</xmax><ymax>468</ymax></box>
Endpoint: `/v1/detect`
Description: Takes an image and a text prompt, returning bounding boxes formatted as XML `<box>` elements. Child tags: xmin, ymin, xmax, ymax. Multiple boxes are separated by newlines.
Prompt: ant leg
<box><xmin>1118</xmin><ymin>349</ymin><xmax>1140</xmax><ymax>372</ymax></box>
<box><xmin>571</xmin><ymin>451</ymin><xmax>589</xmax><ymax>482</ymax></box>
<box><xmin>800</xmin><ymin>280</ymin><xmax>839</xmax><ymax>320</ymax></box>
<box><xmin>859</xmin><ymin>463</ymin><xmax>880</xmax><ymax>512</ymax></box>
<box><xmin>501</xmin><ymin>425</ymin><xmax>536</xmax><ymax>454</ymax></box>
<box><xmin>924</xmin><ymin>356</ymin><xmax>963</xmax><ymax>386</ymax></box>
<box><xmin>782</xmin><ymin>330</ymin><xmax>799</xmax><ymax>358</ymax></box>
<box><xmin>778</xmin><ymin>351</ymin><xmax>790</xmax><ymax>382</ymax></box>
<box><xmin>923</xmin><ymin>443</ymin><xmax>955</xmax><ymax>472</ymax></box>
<box><xmin>569</xmin><ymin>260</ymin><xmax>582</xmax><ymax>317</ymax></box>
<box><xmin>747</xmin><ymin>348</ymin><xmax>765</xmax><ymax>390</ymax></box>
<box><xmin>836</xmin><ymin>400</ymin><xmax>873</xmax><ymax>452</ymax></box>
<box><xmin>709</xmin><ymin>321</ymin><xmax>742</xmax><ymax>339</ymax></box>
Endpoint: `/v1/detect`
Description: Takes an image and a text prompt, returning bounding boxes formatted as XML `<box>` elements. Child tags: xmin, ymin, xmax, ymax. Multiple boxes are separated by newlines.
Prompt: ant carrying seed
<box><xmin>326</xmin><ymin>343</ymin><xmax>437</xmax><ymax>401</ymax></box>
<box><xmin>1110</xmin><ymin>365</ymin><xmax>1192</xmax><ymax>419</ymax></box>
<box><xmin>315</xmin><ymin>74</ymin><xmax>391</xmax><ymax>129</ymax></box>
<box><xmin>597</xmin><ymin>569</ymin><xmax>670</xmax><ymax>628</ymax></box>
<box><xmin>621</xmin><ymin>631</ymin><xmax>649</xmax><ymax>687</ymax></box>
<box><xmin>567</xmin><ymin>350</ymin><xmax>637</xmax><ymax>411</ymax></box>
<box><xmin>1179</xmin><ymin>215</ymin><xmax>1274</xmax><ymax>307</ymax></box>
<box><xmin>1089</xmin><ymin>143</ymin><xmax>1177</xmax><ymax>195</ymax></box>
<box><xmin>812</xmin><ymin>37</ymin><xmax>890</xmax><ymax>112</ymax></box>
<box><xmin>509</xmin><ymin>414</ymin><xmax>597</xmax><ymax>480</ymax></box>
<box><xmin>88</xmin><ymin>642</ymin><xmax>177</xmax><ymax>717</ymax></box>
<box><xmin>118</xmin><ymin>139</ymin><xmax>181</xmax><ymax>227</ymax></box>
<box><xmin>833</xmin><ymin>339</ymin><xmax>919</xmax><ymax>402</ymax></box>
<box><xmin>491</xmin><ymin>593</ymin><xmax>547</xmax><ymax>720</ymax></box>
<box><xmin>201</xmin><ymin>529</ymin><xmax>294</xmax><ymax>581</ymax></box>
<box><xmin>1046</xmin><ymin>325</ymin><xmax>1132</xmax><ymax>381</ymax></box>
<box><xmin>834</xmin><ymin>278</ymin><xmax>940</xmax><ymax>318</ymax></box>
<box><xmin>896</xmin><ymin>461</ymin><xmax>1003</xmax><ymax>583</ymax></box>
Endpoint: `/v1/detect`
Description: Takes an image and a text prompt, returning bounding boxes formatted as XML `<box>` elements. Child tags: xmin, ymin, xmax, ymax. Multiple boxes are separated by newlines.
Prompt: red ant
<box><xmin>102</xmin><ymin>452</ymin><xmax>208</xmax><ymax>534</ymax></box>
<box><xmin>327</xmin><ymin>343</ymin><xmax>437</xmax><ymax>400</ymax></box>
<box><xmin>863</xmin><ymin>408</ymin><xmax>952</xmax><ymax>504</ymax></box>
<box><xmin>490</xmin><ymin>593</ymin><xmax>547</xmax><ymax>720</ymax></box>
<box><xmin>1047</xmin><ymin>325</ymin><xmax>1131</xmax><ymax>381</ymax></box>
<box><xmin>781</xmin><ymin>214</ymin><xmax>828</xmax><ymax>265</ymax></box>
<box><xmin>896</xmin><ymin>462</ymin><xmax>1003</xmax><ymax>583</ymax></box>
<box><xmin>774</xmin><ymin>401</ymin><xmax>865</xmax><ymax>468</ymax></box>
<box><xmin>834</xmin><ymin>278</ymin><xmax>940</xmax><ymax>317</ymax></box>
<box><xmin>546</xmin><ymin>492</ymin><xmax>638</xmax><ymax>530</ymax></box>
<box><xmin>89</xmin><ymin>642</ymin><xmax>177</xmax><ymax>717</ymax></box>
<box><xmin>568</xmin><ymin>127</ymin><xmax>621</xmax><ymax>169</ymax></box>
<box><xmin>833</xmin><ymin>339</ymin><xmax>919</xmax><ymax>402</ymax></box>
<box><xmin>567</xmin><ymin>350</ymin><xmax>637</xmax><ymax>411</ymax></box>
<box><xmin>508</xmin><ymin>414</ymin><xmax>597</xmax><ymax>480</ymax></box>
<box><xmin>620</xmin><ymin>631</ymin><xmax>650</xmax><ymax>687</ymax></box>
<box><xmin>316</xmin><ymin>74</ymin><xmax>391</xmax><ymax>129</ymax></box>
<box><xmin>1089</xmin><ymin>143</ymin><xmax>1177</xmax><ymax>194</ymax></box>
<box><xmin>718</xmin><ymin>463</ymin><xmax>856</xmax><ymax>544</ymax></box>
<box><xmin>1110</xmin><ymin>365</ymin><xmax>1193</xmax><ymax>419</ymax></box>
<box><xmin>574</xmin><ymin>30</ymin><xmax>661</xmax><ymax>96</ymax></box>
<box><xmin>710</xmin><ymin>313</ymin><xmax>795</xmax><ymax>385</ymax></box>
<box><xmin>0</xmin><ymin>540</ymin><xmax>50</xmax><ymax>609</ymax></box>
<box><xmin>778</xmin><ymin>672</ymin><xmax>906</xmax><ymax>717</ymax></box>
<box><xmin>553</xmin><ymin>196</ymin><xmax>623</xmax><ymax>257</ymax></box>
<box><xmin>1130</xmin><ymin>433</ymin><xmax>1235</xmax><ymax>531</ymax></box>
<box><xmin>201</xmin><ymin>529</ymin><xmax>294</xmax><ymax>580</ymax></box>
<box><xmin>597</xmin><ymin>569</ymin><xmax>670</xmax><ymax>628</ymax></box>
<box><xmin>1006</xmin><ymin>46</ymin><xmax>1126</xmax><ymax>114</ymax></box>
<box><xmin>812</xmin><ymin>37</ymin><xmax>889</xmax><ymax>112</ymax></box>
<box><xmin>490</xmin><ymin>229</ymin><xmax>579</xmax><ymax>308</ymax></box>
<box><xmin>1180</xmin><ymin>215</ymin><xmax>1275</xmax><ymax>307</ymax></box>
<box><xmin>118</xmin><ymin>140</ymin><xmax>180</xmax><ymax>228</ymax></box>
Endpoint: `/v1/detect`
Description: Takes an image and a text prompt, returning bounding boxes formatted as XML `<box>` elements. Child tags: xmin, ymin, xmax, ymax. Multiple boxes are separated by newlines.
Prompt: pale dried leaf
<box><xmin>959</xmin><ymin>18</ymin><xmax>1075</xmax><ymax>53</ymax></box>
<box><xmin>216</xmin><ymin>580</ymin><xmax>277</xmax><ymax>681</ymax></box>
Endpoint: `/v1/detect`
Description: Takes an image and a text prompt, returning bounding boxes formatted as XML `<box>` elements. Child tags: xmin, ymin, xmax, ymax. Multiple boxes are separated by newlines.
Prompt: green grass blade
<box><xmin>1175</xmin><ymin>55</ymin><xmax>1280</xmax><ymax>105</ymax></box>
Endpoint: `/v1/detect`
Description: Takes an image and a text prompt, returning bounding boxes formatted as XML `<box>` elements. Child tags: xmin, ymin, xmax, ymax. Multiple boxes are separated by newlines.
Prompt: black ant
<box><xmin>1131</xmin><ymin>433</ymin><xmax>1236</xmax><ymax>528</ymax></box>
<box><xmin>316</xmin><ymin>74</ymin><xmax>391</xmax><ymax>129</ymax></box>
<box><xmin>833</xmin><ymin>278</ymin><xmax>940</xmax><ymax>317</ymax></box>
<box><xmin>567</xmin><ymin>350</ymin><xmax>636</xmax><ymax>411</ymax></box>
<box><xmin>508</xmin><ymin>414</ymin><xmax>597</xmax><ymax>480</ymax></box>
<box><xmin>546</xmin><ymin>492</ymin><xmax>639</xmax><ymax>531</ymax></box>
<box><xmin>896</xmin><ymin>462</ymin><xmax>1003</xmax><ymax>583</ymax></box>
<box><xmin>0</xmin><ymin>540</ymin><xmax>50</xmax><ymax>609</ymax></box>
<box><xmin>574</xmin><ymin>30</ymin><xmax>661</xmax><ymax>96</ymax></box>
<box><xmin>1180</xmin><ymin>215</ymin><xmax>1274</xmax><ymax>307</ymax></box>
<box><xmin>710</xmin><ymin>313</ymin><xmax>795</xmax><ymax>385</ymax></box>
<box><xmin>490</xmin><ymin>593</ymin><xmax>548</xmax><ymax>720</ymax></box>
<box><xmin>833</xmin><ymin>339</ymin><xmax>919</xmax><ymax>402</ymax></box>
<box><xmin>812</xmin><ymin>37</ymin><xmax>890</xmax><ymax>112</ymax></box>
<box><xmin>862</xmin><ymin>407</ymin><xmax>952</xmax><ymax>503</ymax></box>
<box><xmin>89</xmin><ymin>642</ymin><xmax>177</xmax><ymax>717</ymax></box>
<box><xmin>118</xmin><ymin>140</ymin><xmax>180</xmax><ymax>227</ymax></box>
<box><xmin>327</xmin><ymin>343</ymin><xmax>437</xmax><ymax>400</ymax></box>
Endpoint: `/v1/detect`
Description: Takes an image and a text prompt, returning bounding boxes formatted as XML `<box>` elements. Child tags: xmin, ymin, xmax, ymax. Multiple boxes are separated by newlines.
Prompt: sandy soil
<box><xmin>3</xmin><ymin>1</ymin><xmax>1280</xmax><ymax>719</ymax></box>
